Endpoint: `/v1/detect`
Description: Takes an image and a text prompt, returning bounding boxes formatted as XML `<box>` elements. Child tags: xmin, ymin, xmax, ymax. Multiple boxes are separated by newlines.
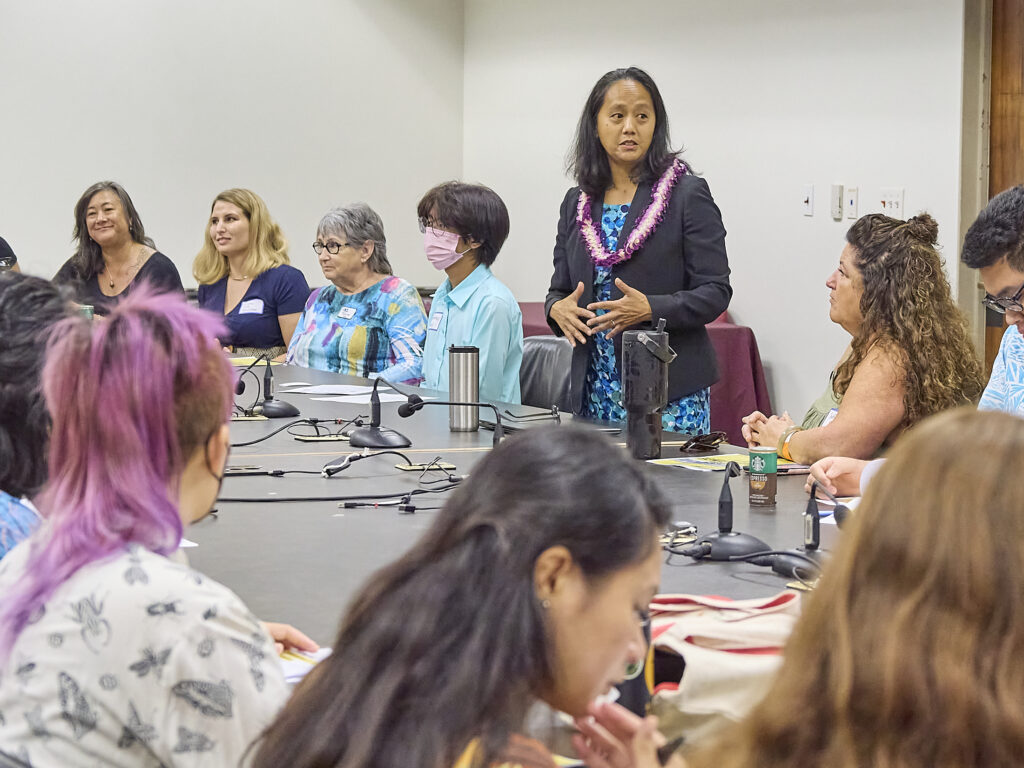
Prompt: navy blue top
<box><xmin>198</xmin><ymin>264</ymin><xmax>310</xmax><ymax>348</ymax></box>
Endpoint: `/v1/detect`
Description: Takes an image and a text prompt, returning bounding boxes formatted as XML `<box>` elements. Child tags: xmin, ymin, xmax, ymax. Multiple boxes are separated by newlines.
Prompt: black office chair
<box><xmin>519</xmin><ymin>336</ymin><xmax>572</xmax><ymax>412</ymax></box>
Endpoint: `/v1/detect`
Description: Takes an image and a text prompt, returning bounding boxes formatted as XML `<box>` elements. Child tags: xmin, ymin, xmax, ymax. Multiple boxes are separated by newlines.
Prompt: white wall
<box><xmin>463</xmin><ymin>0</ymin><xmax>970</xmax><ymax>416</ymax></box>
<box><xmin>0</xmin><ymin>0</ymin><xmax>463</xmax><ymax>290</ymax></box>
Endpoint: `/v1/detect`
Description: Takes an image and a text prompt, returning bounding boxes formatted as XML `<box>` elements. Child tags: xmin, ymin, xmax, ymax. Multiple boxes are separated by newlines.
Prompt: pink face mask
<box><xmin>424</xmin><ymin>228</ymin><xmax>471</xmax><ymax>270</ymax></box>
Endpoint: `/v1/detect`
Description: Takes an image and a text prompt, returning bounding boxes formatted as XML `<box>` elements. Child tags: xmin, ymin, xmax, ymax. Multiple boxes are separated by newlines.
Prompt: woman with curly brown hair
<box><xmin>742</xmin><ymin>213</ymin><xmax>984</xmax><ymax>464</ymax></box>
<box><xmin>688</xmin><ymin>407</ymin><xmax>1024</xmax><ymax>768</ymax></box>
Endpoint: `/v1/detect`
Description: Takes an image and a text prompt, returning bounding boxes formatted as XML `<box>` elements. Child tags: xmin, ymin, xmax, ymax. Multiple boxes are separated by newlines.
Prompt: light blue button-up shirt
<box><xmin>979</xmin><ymin>324</ymin><xmax>1024</xmax><ymax>416</ymax></box>
<box><xmin>422</xmin><ymin>263</ymin><xmax>523</xmax><ymax>404</ymax></box>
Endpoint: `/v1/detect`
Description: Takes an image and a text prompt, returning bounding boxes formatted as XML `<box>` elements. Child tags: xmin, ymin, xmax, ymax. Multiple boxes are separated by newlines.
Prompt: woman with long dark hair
<box><xmin>690</xmin><ymin>408</ymin><xmax>1024</xmax><ymax>768</ymax></box>
<box><xmin>253</xmin><ymin>426</ymin><xmax>674</xmax><ymax>768</ymax></box>
<box><xmin>0</xmin><ymin>272</ymin><xmax>72</xmax><ymax>560</ymax></box>
<box><xmin>53</xmin><ymin>180</ymin><xmax>183</xmax><ymax>315</ymax></box>
<box><xmin>546</xmin><ymin>67</ymin><xmax>731</xmax><ymax>432</ymax></box>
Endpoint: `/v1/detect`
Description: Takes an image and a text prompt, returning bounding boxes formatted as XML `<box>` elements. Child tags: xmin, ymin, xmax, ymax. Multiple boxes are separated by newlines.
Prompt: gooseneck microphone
<box><xmin>234</xmin><ymin>354</ymin><xmax>268</xmax><ymax>396</ymax></box>
<box><xmin>682</xmin><ymin>461</ymin><xmax>771</xmax><ymax>560</ymax></box>
<box><xmin>347</xmin><ymin>377</ymin><xmax>412</xmax><ymax>448</ymax></box>
<box><xmin>398</xmin><ymin>394</ymin><xmax>504</xmax><ymax>447</ymax></box>
<box><xmin>257</xmin><ymin>358</ymin><xmax>300</xmax><ymax>418</ymax></box>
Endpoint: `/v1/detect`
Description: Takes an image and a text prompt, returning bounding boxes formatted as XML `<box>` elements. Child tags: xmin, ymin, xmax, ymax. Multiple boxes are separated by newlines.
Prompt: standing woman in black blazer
<box><xmin>546</xmin><ymin>67</ymin><xmax>731</xmax><ymax>433</ymax></box>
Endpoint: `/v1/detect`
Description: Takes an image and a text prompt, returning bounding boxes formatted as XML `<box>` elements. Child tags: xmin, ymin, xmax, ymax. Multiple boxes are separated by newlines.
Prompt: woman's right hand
<box><xmin>549</xmin><ymin>282</ymin><xmax>595</xmax><ymax>347</ymax></box>
<box><xmin>573</xmin><ymin>701</ymin><xmax>684</xmax><ymax>768</ymax></box>
<box><xmin>805</xmin><ymin>456</ymin><xmax>868</xmax><ymax>497</ymax></box>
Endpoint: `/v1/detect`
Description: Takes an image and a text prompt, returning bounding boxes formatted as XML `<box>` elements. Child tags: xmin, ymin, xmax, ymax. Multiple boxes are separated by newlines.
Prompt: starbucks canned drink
<box><xmin>748</xmin><ymin>446</ymin><xmax>778</xmax><ymax>507</ymax></box>
<box><xmin>79</xmin><ymin>304</ymin><xmax>94</xmax><ymax>320</ymax></box>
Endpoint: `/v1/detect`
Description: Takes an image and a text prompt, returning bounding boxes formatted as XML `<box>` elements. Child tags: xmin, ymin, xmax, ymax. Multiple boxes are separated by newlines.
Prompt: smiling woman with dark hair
<box><xmin>53</xmin><ymin>180</ymin><xmax>183</xmax><ymax>315</ymax></box>
<box><xmin>547</xmin><ymin>67</ymin><xmax>732</xmax><ymax>432</ymax></box>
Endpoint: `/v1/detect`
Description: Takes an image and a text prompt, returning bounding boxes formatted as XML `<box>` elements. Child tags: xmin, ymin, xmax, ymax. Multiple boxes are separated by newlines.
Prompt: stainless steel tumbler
<box><xmin>448</xmin><ymin>345</ymin><xmax>480</xmax><ymax>431</ymax></box>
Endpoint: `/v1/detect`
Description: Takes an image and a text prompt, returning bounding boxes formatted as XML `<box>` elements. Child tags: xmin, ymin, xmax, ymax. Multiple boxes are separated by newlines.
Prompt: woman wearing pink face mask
<box><xmin>418</xmin><ymin>182</ymin><xmax>524</xmax><ymax>404</ymax></box>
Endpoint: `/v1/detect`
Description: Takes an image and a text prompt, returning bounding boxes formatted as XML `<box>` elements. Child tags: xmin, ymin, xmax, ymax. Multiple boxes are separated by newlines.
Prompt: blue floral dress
<box><xmin>582</xmin><ymin>203</ymin><xmax>711</xmax><ymax>433</ymax></box>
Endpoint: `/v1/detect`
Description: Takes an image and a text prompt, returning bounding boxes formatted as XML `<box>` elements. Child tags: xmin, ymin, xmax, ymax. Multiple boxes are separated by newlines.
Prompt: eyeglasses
<box><xmin>312</xmin><ymin>241</ymin><xmax>351</xmax><ymax>255</ymax></box>
<box><xmin>982</xmin><ymin>282</ymin><xmax>1024</xmax><ymax>314</ymax></box>
<box><xmin>678</xmin><ymin>431</ymin><xmax>727</xmax><ymax>453</ymax></box>
<box><xmin>417</xmin><ymin>218</ymin><xmax>447</xmax><ymax>236</ymax></box>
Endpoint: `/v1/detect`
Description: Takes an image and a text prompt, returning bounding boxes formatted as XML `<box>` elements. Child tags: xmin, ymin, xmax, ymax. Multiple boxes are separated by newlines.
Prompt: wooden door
<box><xmin>987</xmin><ymin>0</ymin><xmax>1024</xmax><ymax>372</ymax></box>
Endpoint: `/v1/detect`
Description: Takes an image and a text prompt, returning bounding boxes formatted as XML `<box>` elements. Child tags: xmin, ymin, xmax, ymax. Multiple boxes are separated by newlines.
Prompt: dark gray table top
<box><xmin>187</xmin><ymin>364</ymin><xmax>836</xmax><ymax>643</ymax></box>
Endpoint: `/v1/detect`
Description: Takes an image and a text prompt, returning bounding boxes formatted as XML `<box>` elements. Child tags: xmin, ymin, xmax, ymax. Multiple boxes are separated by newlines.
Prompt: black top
<box><xmin>0</xmin><ymin>236</ymin><xmax>16</xmax><ymax>269</ymax></box>
<box><xmin>545</xmin><ymin>174</ymin><xmax>732</xmax><ymax>413</ymax></box>
<box><xmin>53</xmin><ymin>252</ymin><xmax>184</xmax><ymax>316</ymax></box>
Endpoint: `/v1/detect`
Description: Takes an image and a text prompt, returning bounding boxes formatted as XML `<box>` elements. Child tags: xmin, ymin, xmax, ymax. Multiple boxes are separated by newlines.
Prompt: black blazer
<box><xmin>544</xmin><ymin>174</ymin><xmax>732</xmax><ymax>414</ymax></box>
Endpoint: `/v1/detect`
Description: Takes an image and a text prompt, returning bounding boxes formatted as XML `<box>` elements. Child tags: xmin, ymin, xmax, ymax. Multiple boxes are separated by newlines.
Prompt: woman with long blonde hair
<box><xmin>690</xmin><ymin>407</ymin><xmax>1024</xmax><ymax>768</ymax></box>
<box><xmin>193</xmin><ymin>188</ymin><xmax>309</xmax><ymax>358</ymax></box>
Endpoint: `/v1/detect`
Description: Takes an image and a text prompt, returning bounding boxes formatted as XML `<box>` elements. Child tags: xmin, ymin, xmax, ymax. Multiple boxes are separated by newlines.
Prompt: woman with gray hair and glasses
<box><xmin>286</xmin><ymin>203</ymin><xmax>427</xmax><ymax>384</ymax></box>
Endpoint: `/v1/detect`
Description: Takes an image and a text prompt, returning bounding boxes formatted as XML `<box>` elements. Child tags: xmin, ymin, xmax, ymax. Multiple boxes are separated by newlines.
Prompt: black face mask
<box><xmin>197</xmin><ymin>431</ymin><xmax>228</xmax><ymax>523</ymax></box>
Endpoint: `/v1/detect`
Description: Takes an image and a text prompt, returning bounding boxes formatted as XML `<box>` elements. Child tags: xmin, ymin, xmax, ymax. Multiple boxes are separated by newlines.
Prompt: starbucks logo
<box><xmin>751</xmin><ymin>455</ymin><xmax>766</xmax><ymax>472</ymax></box>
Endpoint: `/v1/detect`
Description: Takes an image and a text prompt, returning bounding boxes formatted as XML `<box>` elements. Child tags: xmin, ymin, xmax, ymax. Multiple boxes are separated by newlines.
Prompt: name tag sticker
<box><xmin>429</xmin><ymin>312</ymin><xmax>443</xmax><ymax>331</ymax></box>
<box><xmin>821</xmin><ymin>407</ymin><xmax>839</xmax><ymax>427</ymax></box>
<box><xmin>239</xmin><ymin>299</ymin><xmax>264</xmax><ymax>315</ymax></box>
<box><xmin>337</xmin><ymin>306</ymin><xmax>357</xmax><ymax>320</ymax></box>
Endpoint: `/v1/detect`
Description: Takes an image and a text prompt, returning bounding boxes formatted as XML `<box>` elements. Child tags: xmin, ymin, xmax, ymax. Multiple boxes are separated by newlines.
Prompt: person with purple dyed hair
<box><xmin>0</xmin><ymin>289</ymin><xmax>312</xmax><ymax>767</ymax></box>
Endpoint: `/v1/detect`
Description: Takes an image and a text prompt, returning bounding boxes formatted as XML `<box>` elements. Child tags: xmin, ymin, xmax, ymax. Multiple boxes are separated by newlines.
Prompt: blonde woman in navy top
<box><xmin>193</xmin><ymin>188</ymin><xmax>309</xmax><ymax>359</ymax></box>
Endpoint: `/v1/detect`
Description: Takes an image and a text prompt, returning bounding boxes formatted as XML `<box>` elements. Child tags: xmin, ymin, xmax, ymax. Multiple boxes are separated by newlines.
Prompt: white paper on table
<box><xmin>179</xmin><ymin>538</ymin><xmax>198</xmax><ymax>548</ymax></box>
<box><xmin>283</xmin><ymin>384</ymin><xmax>374</xmax><ymax>395</ymax></box>
<box><xmin>279</xmin><ymin>647</ymin><xmax>333</xmax><ymax>683</ymax></box>
<box><xmin>312</xmin><ymin>393</ymin><xmax>412</xmax><ymax>404</ymax></box>
<box><xmin>278</xmin><ymin>381</ymin><xmax>312</xmax><ymax>387</ymax></box>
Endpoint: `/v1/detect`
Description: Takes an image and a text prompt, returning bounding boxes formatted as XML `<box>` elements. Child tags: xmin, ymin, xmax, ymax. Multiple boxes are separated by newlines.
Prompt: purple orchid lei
<box><xmin>576</xmin><ymin>159</ymin><xmax>688</xmax><ymax>267</ymax></box>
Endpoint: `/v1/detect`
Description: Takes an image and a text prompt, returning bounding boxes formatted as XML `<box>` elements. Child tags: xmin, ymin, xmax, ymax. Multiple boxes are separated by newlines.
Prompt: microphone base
<box><xmin>258</xmin><ymin>399</ymin><xmax>300</xmax><ymax>419</ymax></box>
<box><xmin>692</xmin><ymin>531</ymin><xmax>770</xmax><ymax>561</ymax></box>
<box><xmin>771</xmin><ymin>548</ymin><xmax>826</xmax><ymax>579</ymax></box>
<box><xmin>347</xmin><ymin>426</ymin><xmax>412</xmax><ymax>449</ymax></box>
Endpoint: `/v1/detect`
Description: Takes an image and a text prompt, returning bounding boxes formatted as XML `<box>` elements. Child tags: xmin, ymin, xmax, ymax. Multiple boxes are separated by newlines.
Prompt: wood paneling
<box><xmin>990</xmin><ymin>0</ymin><xmax>1024</xmax><ymax>198</ymax></box>
<box><xmin>986</xmin><ymin>0</ymin><xmax>1024</xmax><ymax>372</ymax></box>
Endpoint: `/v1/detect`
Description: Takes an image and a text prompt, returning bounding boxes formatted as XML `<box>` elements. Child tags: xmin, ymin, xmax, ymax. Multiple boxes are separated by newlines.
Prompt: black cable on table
<box><xmin>216</xmin><ymin>483</ymin><xmax>461</xmax><ymax>504</ymax></box>
<box><xmin>231</xmin><ymin>418</ymin><xmax>309</xmax><ymax>447</ymax></box>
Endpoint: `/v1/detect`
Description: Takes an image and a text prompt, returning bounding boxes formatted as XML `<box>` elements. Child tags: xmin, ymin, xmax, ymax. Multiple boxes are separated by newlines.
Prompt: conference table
<box><xmin>187</xmin><ymin>363</ymin><xmax>839</xmax><ymax>645</ymax></box>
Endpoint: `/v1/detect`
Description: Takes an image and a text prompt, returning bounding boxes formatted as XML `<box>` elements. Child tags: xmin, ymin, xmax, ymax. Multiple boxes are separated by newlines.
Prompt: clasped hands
<box><xmin>741</xmin><ymin>410</ymin><xmax>794</xmax><ymax>450</ymax></box>
<box><xmin>746</xmin><ymin>414</ymin><xmax>869</xmax><ymax>497</ymax></box>
<box><xmin>549</xmin><ymin>280</ymin><xmax>652</xmax><ymax>347</ymax></box>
